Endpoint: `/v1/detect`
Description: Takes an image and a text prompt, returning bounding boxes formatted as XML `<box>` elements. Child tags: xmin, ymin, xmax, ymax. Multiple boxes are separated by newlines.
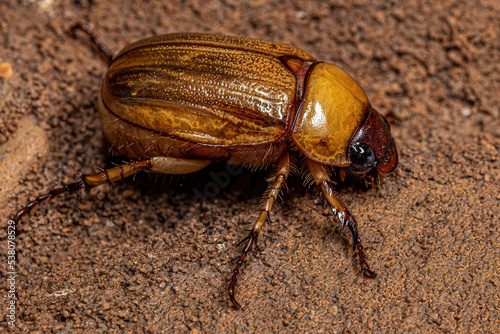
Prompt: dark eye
<box><xmin>348</xmin><ymin>142</ymin><xmax>376</xmax><ymax>174</ymax></box>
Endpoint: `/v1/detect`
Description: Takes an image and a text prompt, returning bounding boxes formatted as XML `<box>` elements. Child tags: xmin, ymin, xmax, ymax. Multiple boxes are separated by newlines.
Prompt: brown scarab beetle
<box><xmin>12</xmin><ymin>26</ymin><xmax>398</xmax><ymax>309</ymax></box>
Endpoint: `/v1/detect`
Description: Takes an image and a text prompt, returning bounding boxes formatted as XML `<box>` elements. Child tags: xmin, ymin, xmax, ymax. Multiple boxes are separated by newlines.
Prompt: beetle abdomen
<box><xmin>100</xmin><ymin>34</ymin><xmax>312</xmax><ymax>148</ymax></box>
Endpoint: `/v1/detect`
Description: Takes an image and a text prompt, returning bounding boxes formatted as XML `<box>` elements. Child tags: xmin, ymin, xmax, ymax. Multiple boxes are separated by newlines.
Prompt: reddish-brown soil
<box><xmin>1</xmin><ymin>0</ymin><xmax>499</xmax><ymax>332</ymax></box>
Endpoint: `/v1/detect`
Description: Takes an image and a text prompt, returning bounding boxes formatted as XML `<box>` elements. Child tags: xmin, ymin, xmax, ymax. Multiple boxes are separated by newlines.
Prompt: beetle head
<box><xmin>291</xmin><ymin>62</ymin><xmax>398</xmax><ymax>181</ymax></box>
<box><xmin>347</xmin><ymin>106</ymin><xmax>398</xmax><ymax>178</ymax></box>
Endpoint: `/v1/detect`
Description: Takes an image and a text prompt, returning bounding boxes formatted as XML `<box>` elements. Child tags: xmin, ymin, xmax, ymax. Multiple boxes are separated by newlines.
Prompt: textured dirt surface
<box><xmin>1</xmin><ymin>0</ymin><xmax>499</xmax><ymax>332</ymax></box>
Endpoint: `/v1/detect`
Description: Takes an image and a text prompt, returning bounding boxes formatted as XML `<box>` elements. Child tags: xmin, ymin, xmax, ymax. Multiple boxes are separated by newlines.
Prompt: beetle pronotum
<box><xmin>12</xmin><ymin>25</ymin><xmax>398</xmax><ymax>308</ymax></box>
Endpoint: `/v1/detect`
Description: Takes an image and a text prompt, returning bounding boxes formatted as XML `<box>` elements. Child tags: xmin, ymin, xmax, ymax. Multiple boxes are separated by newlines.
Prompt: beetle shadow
<box><xmin>97</xmin><ymin>157</ymin><xmax>373</xmax><ymax>276</ymax></box>
<box><xmin>103</xmin><ymin>158</ymin><xmax>270</xmax><ymax>230</ymax></box>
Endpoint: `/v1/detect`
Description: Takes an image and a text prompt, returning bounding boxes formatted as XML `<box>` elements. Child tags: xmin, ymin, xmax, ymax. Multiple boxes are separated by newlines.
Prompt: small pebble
<box><xmin>0</xmin><ymin>62</ymin><xmax>13</xmax><ymax>78</ymax></box>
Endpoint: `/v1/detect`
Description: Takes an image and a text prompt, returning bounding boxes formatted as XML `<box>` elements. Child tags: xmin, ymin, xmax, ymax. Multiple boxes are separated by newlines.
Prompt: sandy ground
<box><xmin>1</xmin><ymin>0</ymin><xmax>499</xmax><ymax>332</ymax></box>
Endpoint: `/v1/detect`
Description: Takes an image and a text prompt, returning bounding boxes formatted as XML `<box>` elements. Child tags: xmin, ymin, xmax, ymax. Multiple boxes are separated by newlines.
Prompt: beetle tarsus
<box><xmin>12</xmin><ymin>181</ymin><xmax>86</xmax><ymax>225</ymax></box>
<box><xmin>356</xmin><ymin>240</ymin><xmax>377</xmax><ymax>278</ymax></box>
<box><xmin>71</xmin><ymin>23</ymin><xmax>114</xmax><ymax>65</ymax></box>
<box><xmin>228</xmin><ymin>288</ymin><xmax>242</xmax><ymax>309</ymax></box>
<box><xmin>228</xmin><ymin>230</ymin><xmax>257</xmax><ymax>309</ymax></box>
<box><xmin>12</xmin><ymin>160</ymin><xmax>155</xmax><ymax>225</ymax></box>
<box><xmin>363</xmin><ymin>267</ymin><xmax>377</xmax><ymax>279</ymax></box>
<box><xmin>345</xmin><ymin>214</ymin><xmax>377</xmax><ymax>279</ymax></box>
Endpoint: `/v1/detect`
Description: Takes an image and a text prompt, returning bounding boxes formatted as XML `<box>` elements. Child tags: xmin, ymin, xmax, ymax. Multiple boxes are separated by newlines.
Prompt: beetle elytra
<box><xmin>12</xmin><ymin>25</ymin><xmax>398</xmax><ymax>309</ymax></box>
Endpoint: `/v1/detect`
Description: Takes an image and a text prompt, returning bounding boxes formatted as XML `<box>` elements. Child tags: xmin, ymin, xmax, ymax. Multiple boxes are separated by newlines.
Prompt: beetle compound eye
<box><xmin>348</xmin><ymin>142</ymin><xmax>376</xmax><ymax>174</ymax></box>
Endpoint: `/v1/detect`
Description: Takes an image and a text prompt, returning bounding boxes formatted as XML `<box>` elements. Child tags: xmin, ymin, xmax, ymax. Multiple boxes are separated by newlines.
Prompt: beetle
<box><xmin>12</xmin><ymin>25</ymin><xmax>398</xmax><ymax>309</ymax></box>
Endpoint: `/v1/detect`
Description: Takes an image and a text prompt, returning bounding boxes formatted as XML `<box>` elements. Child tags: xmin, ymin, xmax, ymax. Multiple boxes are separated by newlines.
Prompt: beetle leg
<box><xmin>12</xmin><ymin>157</ymin><xmax>211</xmax><ymax>225</ymax></box>
<box><xmin>11</xmin><ymin>160</ymin><xmax>153</xmax><ymax>225</ymax></box>
<box><xmin>71</xmin><ymin>23</ymin><xmax>114</xmax><ymax>65</ymax></box>
<box><xmin>228</xmin><ymin>153</ymin><xmax>290</xmax><ymax>309</ymax></box>
<box><xmin>306</xmin><ymin>159</ymin><xmax>377</xmax><ymax>279</ymax></box>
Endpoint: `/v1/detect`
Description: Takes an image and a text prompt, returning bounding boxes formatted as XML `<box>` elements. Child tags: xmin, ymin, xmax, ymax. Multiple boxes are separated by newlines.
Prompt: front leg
<box><xmin>306</xmin><ymin>159</ymin><xmax>376</xmax><ymax>278</ymax></box>
<box><xmin>228</xmin><ymin>153</ymin><xmax>290</xmax><ymax>309</ymax></box>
